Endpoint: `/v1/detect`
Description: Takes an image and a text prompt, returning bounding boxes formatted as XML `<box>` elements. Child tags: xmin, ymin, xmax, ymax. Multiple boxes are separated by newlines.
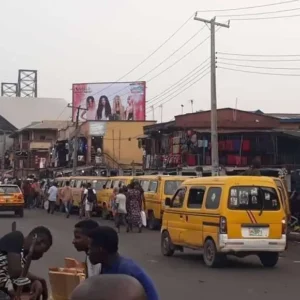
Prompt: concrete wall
<box><xmin>102</xmin><ymin>121</ymin><xmax>155</xmax><ymax>165</ymax></box>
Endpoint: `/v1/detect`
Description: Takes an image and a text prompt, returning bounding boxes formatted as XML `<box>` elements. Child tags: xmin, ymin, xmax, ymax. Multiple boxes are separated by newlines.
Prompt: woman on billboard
<box><xmin>125</xmin><ymin>96</ymin><xmax>134</xmax><ymax>120</ymax></box>
<box><xmin>112</xmin><ymin>95</ymin><xmax>125</xmax><ymax>120</ymax></box>
<box><xmin>96</xmin><ymin>95</ymin><xmax>112</xmax><ymax>120</ymax></box>
<box><xmin>81</xmin><ymin>96</ymin><xmax>96</xmax><ymax>120</ymax></box>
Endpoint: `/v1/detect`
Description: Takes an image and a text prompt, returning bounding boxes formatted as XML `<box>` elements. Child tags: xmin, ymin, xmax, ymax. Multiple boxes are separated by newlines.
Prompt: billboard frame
<box><xmin>72</xmin><ymin>81</ymin><xmax>146</xmax><ymax>122</ymax></box>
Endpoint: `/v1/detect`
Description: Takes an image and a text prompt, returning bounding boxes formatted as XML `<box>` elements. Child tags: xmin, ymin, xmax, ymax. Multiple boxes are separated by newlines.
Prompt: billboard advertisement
<box><xmin>72</xmin><ymin>81</ymin><xmax>146</xmax><ymax>122</ymax></box>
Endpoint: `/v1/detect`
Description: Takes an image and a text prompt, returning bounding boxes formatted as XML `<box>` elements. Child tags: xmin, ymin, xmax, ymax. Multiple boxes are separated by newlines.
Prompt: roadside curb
<box><xmin>288</xmin><ymin>232</ymin><xmax>300</xmax><ymax>242</ymax></box>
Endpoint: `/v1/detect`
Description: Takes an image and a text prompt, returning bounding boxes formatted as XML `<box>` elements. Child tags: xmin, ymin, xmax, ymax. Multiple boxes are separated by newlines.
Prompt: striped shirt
<box><xmin>0</xmin><ymin>232</ymin><xmax>31</xmax><ymax>290</ymax></box>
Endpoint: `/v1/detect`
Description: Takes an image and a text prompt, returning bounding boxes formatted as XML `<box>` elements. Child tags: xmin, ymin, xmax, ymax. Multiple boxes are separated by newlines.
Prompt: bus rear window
<box><xmin>0</xmin><ymin>186</ymin><xmax>21</xmax><ymax>194</ymax></box>
<box><xmin>228</xmin><ymin>186</ymin><xmax>280</xmax><ymax>211</ymax></box>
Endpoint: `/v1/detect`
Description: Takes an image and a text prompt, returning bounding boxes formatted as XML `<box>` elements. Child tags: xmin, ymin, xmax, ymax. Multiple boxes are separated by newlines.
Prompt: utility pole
<box><xmin>159</xmin><ymin>104</ymin><xmax>163</xmax><ymax>123</ymax></box>
<box><xmin>1</xmin><ymin>131</ymin><xmax>6</xmax><ymax>173</ymax></box>
<box><xmin>190</xmin><ymin>99</ymin><xmax>194</xmax><ymax>113</ymax></box>
<box><xmin>67</xmin><ymin>104</ymin><xmax>87</xmax><ymax>175</ymax></box>
<box><xmin>181</xmin><ymin>104</ymin><xmax>184</xmax><ymax>115</ymax></box>
<box><xmin>194</xmin><ymin>13</ymin><xmax>230</xmax><ymax>176</ymax></box>
<box><xmin>151</xmin><ymin>105</ymin><xmax>155</xmax><ymax>120</ymax></box>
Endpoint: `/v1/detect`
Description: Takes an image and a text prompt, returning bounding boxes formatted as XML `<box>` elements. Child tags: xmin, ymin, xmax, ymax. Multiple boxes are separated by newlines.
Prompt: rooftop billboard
<box><xmin>72</xmin><ymin>81</ymin><xmax>146</xmax><ymax>122</ymax></box>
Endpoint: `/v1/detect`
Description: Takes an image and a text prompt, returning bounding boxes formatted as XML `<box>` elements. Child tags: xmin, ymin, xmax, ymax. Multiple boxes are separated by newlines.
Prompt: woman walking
<box><xmin>126</xmin><ymin>181</ymin><xmax>143</xmax><ymax>233</ymax></box>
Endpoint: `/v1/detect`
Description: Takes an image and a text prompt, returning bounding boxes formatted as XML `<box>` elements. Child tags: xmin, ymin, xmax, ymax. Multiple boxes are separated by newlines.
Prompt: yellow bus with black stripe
<box><xmin>161</xmin><ymin>176</ymin><xmax>287</xmax><ymax>268</ymax></box>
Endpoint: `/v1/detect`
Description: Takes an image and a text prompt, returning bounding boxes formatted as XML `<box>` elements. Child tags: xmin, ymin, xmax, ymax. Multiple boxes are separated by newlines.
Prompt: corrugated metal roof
<box><xmin>0</xmin><ymin>115</ymin><xmax>17</xmax><ymax>132</ymax></box>
<box><xmin>0</xmin><ymin>97</ymin><xmax>71</xmax><ymax>129</ymax></box>
<box><xmin>267</xmin><ymin>113</ymin><xmax>300</xmax><ymax>120</ymax></box>
<box><xmin>19</xmin><ymin>120</ymin><xmax>72</xmax><ymax>131</ymax></box>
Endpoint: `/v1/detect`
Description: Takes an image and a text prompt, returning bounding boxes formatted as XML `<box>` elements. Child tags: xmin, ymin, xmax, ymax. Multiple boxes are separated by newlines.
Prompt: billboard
<box><xmin>72</xmin><ymin>81</ymin><xmax>146</xmax><ymax>122</ymax></box>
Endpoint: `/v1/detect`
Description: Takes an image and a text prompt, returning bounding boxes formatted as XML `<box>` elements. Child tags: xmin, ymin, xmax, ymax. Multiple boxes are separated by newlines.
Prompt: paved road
<box><xmin>0</xmin><ymin>209</ymin><xmax>299</xmax><ymax>299</ymax></box>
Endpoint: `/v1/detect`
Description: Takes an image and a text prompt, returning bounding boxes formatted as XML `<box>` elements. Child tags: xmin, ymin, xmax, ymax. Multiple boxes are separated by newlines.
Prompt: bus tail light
<box><xmin>220</xmin><ymin>216</ymin><xmax>227</xmax><ymax>234</ymax></box>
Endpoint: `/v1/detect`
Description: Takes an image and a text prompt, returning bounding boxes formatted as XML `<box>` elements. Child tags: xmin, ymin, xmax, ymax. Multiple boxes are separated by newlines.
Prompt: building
<box><xmin>0</xmin><ymin>115</ymin><xmax>17</xmax><ymax>171</ymax></box>
<box><xmin>141</xmin><ymin>108</ymin><xmax>300</xmax><ymax>172</ymax></box>
<box><xmin>0</xmin><ymin>97</ymin><xmax>70</xmax><ymax>129</ymax></box>
<box><xmin>55</xmin><ymin>120</ymin><xmax>155</xmax><ymax>175</ymax></box>
<box><xmin>11</xmin><ymin>120</ymin><xmax>71</xmax><ymax>178</ymax></box>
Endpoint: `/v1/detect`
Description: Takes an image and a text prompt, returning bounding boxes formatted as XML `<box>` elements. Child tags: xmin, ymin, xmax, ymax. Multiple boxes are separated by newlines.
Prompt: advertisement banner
<box><xmin>72</xmin><ymin>81</ymin><xmax>146</xmax><ymax>122</ymax></box>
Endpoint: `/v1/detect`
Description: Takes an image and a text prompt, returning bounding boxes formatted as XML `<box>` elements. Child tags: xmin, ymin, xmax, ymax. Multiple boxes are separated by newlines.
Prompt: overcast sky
<box><xmin>1</xmin><ymin>0</ymin><xmax>299</xmax><ymax>121</ymax></box>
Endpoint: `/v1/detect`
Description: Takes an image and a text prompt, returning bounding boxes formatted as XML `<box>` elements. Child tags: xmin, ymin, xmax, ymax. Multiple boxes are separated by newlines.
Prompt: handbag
<box><xmin>140</xmin><ymin>211</ymin><xmax>147</xmax><ymax>227</ymax></box>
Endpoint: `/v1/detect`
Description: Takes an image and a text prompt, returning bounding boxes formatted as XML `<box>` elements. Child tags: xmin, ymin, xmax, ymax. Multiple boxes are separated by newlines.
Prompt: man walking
<box><xmin>61</xmin><ymin>181</ymin><xmax>73</xmax><ymax>218</ymax></box>
<box><xmin>47</xmin><ymin>182</ymin><xmax>58</xmax><ymax>214</ymax></box>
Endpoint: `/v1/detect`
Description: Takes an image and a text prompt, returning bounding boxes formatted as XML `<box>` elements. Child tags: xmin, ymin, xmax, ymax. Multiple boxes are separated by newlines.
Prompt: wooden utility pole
<box><xmin>194</xmin><ymin>13</ymin><xmax>230</xmax><ymax>176</ymax></box>
<box><xmin>67</xmin><ymin>104</ymin><xmax>87</xmax><ymax>175</ymax></box>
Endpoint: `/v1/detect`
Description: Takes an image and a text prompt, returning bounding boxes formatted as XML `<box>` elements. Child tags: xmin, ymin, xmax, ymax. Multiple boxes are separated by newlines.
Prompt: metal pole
<box><xmin>181</xmin><ymin>104</ymin><xmax>184</xmax><ymax>115</ymax></box>
<box><xmin>73</xmin><ymin>106</ymin><xmax>81</xmax><ymax>176</ymax></box>
<box><xmin>159</xmin><ymin>104</ymin><xmax>163</xmax><ymax>123</ymax></box>
<box><xmin>210</xmin><ymin>19</ymin><xmax>219</xmax><ymax>176</ymax></box>
<box><xmin>151</xmin><ymin>105</ymin><xmax>155</xmax><ymax>120</ymax></box>
<box><xmin>194</xmin><ymin>13</ymin><xmax>230</xmax><ymax>176</ymax></box>
<box><xmin>1</xmin><ymin>131</ymin><xmax>6</xmax><ymax>172</ymax></box>
<box><xmin>190</xmin><ymin>100</ymin><xmax>194</xmax><ymax>113</ymax></box>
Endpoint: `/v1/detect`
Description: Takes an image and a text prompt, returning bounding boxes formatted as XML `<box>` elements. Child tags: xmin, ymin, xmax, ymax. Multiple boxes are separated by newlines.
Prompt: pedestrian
<box><xmin>115</xmin><ymin>188</ymin><xmax>127</xmax><ymax>233</ymax></box>
<box><xmin>88</xmin><ymin>226</ymin><xmax>159</xmax><ymax>300</ymax></box>
<box><xmin>70</xmin><ymin>275</ymin><xmax>147</xmax><ymax>300</ymax></box>
<box><xmin>21</xmin><ymin>180</ymin><xmax>31</xmax><ymax>209</ymax></box>
<box><xmin>79</xmin><ymin>184</ymin><xmax>86</xmax><ymax>219</ymax></box>
<box><xmin>47</xmin><ymin>182</ymin><xmax>58</xmax><ymax>214</ymax></box>
<box><xmin>32</xmin><ymin>178</ymin><xmax>41</xmax><ymax>208</ymax></box>
<box><xmin>72</xmin><ymin>220</ymin><xmax>101</xmax><ymax>277</ymax></box>
<box><xmin>61</xmin><ymin>180</ymin><xmax>73</xmax><ymax>218</ymax></box>
<box><xmin>126</xmin><ymin>181</ymin><xmax>143</xmax><ymax>233</ymax></box>
<box><xmin>0</xmin><ymin>226</ymin><xmax>53</xmax><ymax>299</ymax></box>
<box><xmin>83</xmin><ymin>183</ymin><xmax>97</xmax><ymax>219</ymax></box>
<box><xmin>110</xmin><ymin>187</ymin><xmax>118</xmax><ymax>218</ymax></box>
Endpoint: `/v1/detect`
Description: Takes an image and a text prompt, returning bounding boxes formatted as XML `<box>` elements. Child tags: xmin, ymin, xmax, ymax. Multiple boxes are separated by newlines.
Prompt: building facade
<box><xmin>141</xmin><ymin>108</ymin><xmax>300</xmax><ymax>172</ymax></box>
<box><xmin>11</xmin><ymin>120</ymin><xmax>71</xmax><ymax>177</ymax></box>
<box><xmin>55</xmin><ymin>120</ymin><xmax>156</xmax><ymax>174</ymax></box>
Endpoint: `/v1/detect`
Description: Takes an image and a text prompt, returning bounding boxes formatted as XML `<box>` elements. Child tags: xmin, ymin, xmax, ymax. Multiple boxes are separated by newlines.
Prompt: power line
<box><xmin>218</xmin><ymin>66</ymin><xmax>300</xmax><ymax>76</ymax></box>
<box><xmin>83</xmin><ymin>13</ymin><xmax>195</xmax><ymax>99</ymax></box>
<box><xmin>216</xmin><ymin>57</ymin><xmax>300</xmax><ymax>62</ymax></box>
<box><xmin>196</xmin><ymin>0</ymin><xmax>299</xmax><ymax>12</ymax></box>
<box><xmin>147</xmin><ymin>57</ymin><xmax>210</xmax><ymax>104</ymax></box>
<box><xmin>148</xmin><ymin>65</ymin><xmax>210</xmax><ymax>109</ymax></box>
<box><xmin>148</xmin><ymin>70</ymin><xmax>210</xmax><ymax>111</ymax></box>
<box><xmin>216</xmin><ymin>6</ymin><xmax>300</xmax><ymax>17</ymax></box>
<box><xmin>104</xmin><ymin>25</ymin><xmax>207</xmax><ymax>99</ymax></box>
<box><xmin>231</xmin><ymin>13</ymin><xmax>300</xmax><ymax>20</ymax></box>
<box><xmin>217</xmin><ymin>61</ymin><xmax>300</xmax><ymax>70</ymax></box>
<box><xmin>105</xmin><ymin>31</ymin><xmax>214</xmax><ymax>102</ymax></box>
<box><xmin>217</xmin><ymin>51</ymin><xmax>300</xmax><ymax>57</ymax></box>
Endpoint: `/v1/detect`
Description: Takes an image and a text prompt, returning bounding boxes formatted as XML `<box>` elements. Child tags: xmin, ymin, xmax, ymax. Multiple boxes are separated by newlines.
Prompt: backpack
<box><xmin>87</xmin><ymin>188</ymin><xmax>97</xmax><ymax>203</ymax></box>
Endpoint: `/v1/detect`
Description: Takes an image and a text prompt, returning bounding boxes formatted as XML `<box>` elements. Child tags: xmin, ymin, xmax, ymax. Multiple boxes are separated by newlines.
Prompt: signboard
<box><xmin>72</xmin><ymin>81</ymin><xmax>146</xmax><ymax>122</ymax></box>
<box><xmin>89</xmin><ymin>121</ymin><xmax>107</xmax><ymax>136</ymax></box>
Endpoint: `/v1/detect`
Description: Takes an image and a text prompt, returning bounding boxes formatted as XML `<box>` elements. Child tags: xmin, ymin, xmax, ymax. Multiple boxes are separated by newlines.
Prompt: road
<box><xmin>0</xmin><ymin>209</ymin><xmax>299</xmax><ymax>299</ymax></box>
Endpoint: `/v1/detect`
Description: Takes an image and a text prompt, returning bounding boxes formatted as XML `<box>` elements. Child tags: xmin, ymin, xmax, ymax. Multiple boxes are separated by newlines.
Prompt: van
<box><xmin>161</xmin><ymin>176</ymin><xmax>286</xmax><ymax>268</ymax></box>
<box><xmin>100</xmin><ymin>176</ymin><xmax>134</xmax><ymax>218</ymax></box>
<box><xmin>138</xmin><ymin>175</ymin><xmax>191</xmax><ymax>230</ymax></box>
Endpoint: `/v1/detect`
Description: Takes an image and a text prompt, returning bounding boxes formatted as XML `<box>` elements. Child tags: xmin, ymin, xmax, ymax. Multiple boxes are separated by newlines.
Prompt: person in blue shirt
<box><xmin>88</xmin><ymin>226</ymin><xmax>159</xmax><ymax>300</ymax></box>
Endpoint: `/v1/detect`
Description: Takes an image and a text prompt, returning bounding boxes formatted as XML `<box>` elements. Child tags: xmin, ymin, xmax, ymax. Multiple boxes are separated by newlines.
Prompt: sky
<box><xmin>0</xmin><ymin>0</ymin><xmax>300</xmax><ymax>122</ymax></box>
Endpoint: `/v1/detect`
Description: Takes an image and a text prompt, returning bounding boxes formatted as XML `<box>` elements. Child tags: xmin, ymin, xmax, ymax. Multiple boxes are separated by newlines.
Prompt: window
<box><xmin>70</xmin><ymin>180</ymin><xmax>76</xmax><ymax>188</ymax></box>
<box><xmin>164</xmin><ymin>180</ymin><xmax>184</xmax><ymax>196</ymax></box>
<box><xmin>171</xmin><ymin>188</ymin><xmax>186</xmax><ymax>208</ymax></box>
<box><xmin>40</xmin><ymin>135</ymin><xmax>46</xmax><ymax>141</ymax></box>
<box><xmin>0</xmin><ymin>186</ymin><xmax>21</xmax><ymax>194</ymax></box>
<box><xmin>76</xmin><ymin>181</ymin><xmax>82</xmax><ymax>188</ymax></box>
<box><xmin>140</xmin><ymin>180</ymin><xmax>150</xmax><ymax>192</ymax></box>
<box><xmin>228</xmin><ymin>186</ymin><xmax>280</xmax><ymax>211</ymax></box>
<box><xmin>206</xmin><ymin>187</ymin><xmax>222</xmax><ymax>210</ymax></box>
<box><xmin>149</xmin><ymin>181</ymin><xmax>158</xmax><ymax>193</ymax></box>
<box><xmin>104</xmin><ymin>180</ymin><xmax>112</xmax><ymax>189</ymax></box>
<box><xmin>187</xmin><ymin>187</ymin><xmax>206</xmax><ymax>209</ymax></box>
<box><xmin>93</xmin><ymin>180</ymin><xmax>106</xmax><ymax>190</ymax></box>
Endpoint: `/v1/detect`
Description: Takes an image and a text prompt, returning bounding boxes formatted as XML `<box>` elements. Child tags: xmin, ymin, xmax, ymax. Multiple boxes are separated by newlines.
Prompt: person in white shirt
<box><xmin>115</xmin><ymin>188</ymin><xmax>127</xmax><ymax>233</ymax></box>
<box><xmin>83</xmin><ymin>183</ymin><xmax>97</xmax><ymax>219</ymax></box>
<box><xmin>73</xmin><ymin>220</ymin><xmax>101</xmax><ymax>277</ymax></box>
<box><xmin>47</xmin><ymin>182</ymin><xmax>58</xmax><ymax>214</ymax></box>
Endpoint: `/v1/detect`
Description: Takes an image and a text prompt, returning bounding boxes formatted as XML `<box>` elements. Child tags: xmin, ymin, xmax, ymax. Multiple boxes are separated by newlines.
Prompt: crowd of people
<box><xmin>0</xmin><ymin>220</ymin><xmax>158</xmax><ymax>300</ymax></box>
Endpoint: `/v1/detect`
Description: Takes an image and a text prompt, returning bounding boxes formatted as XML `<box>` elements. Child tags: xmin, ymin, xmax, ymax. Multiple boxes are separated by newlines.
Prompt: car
<box><xmin>0</xmin><ymin>184</ymin><xmax>24</xmax><ymax>217</ymax></box>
